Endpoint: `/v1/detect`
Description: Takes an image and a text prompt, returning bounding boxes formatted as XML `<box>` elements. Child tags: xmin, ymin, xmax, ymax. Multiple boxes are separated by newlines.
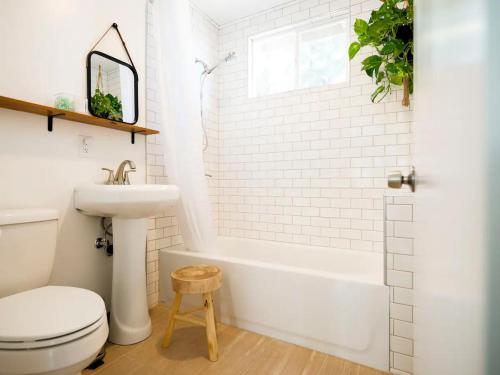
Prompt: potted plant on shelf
<box><xmin>349</xmin><ymin>0</ymin><xmax>413</xmax><ymax>107</ymax></box>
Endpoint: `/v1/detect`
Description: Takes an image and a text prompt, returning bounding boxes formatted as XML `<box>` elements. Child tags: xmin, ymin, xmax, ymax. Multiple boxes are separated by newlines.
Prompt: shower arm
<box><xmin>195</xmin><ymin>51</ymin><xmax>236</xmax><ymax>76</ymax></box>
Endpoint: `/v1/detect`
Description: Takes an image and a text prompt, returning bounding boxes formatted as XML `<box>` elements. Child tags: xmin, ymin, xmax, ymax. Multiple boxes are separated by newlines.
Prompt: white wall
<box><xmin>217</xmin><ymin>0</ymin><xmax>413</xmax><ymax>252</ymax></box>
<box><xmin>145</xmin><ymin>4</ymin><xmax>416</xmax><ymax>372</ymax></box>
<box><xmin>0</xmin><ymin>0</ymin><xmax>147</xmax><ymax>308</ymax></box>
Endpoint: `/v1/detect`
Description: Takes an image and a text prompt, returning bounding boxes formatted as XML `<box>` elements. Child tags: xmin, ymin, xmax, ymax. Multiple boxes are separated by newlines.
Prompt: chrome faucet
<box><xmin>101</xmin><ymin>160</ymin><xmax>136</xmax><ymax>185</ymax></box>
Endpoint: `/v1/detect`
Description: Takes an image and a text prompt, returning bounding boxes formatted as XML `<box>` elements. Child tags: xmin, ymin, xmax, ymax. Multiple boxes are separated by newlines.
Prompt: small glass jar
<box><xmin>53</xmin><ymin>92</ymin><xmax>76</xmax><ymax>111</ymax></box>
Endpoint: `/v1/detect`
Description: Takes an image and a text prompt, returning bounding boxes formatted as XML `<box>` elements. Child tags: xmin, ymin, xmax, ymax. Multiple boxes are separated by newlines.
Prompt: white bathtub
<box><xmin>159</xmin><ymin>236</ymin><xmax>389</xmax><ymax>370</ymax></box>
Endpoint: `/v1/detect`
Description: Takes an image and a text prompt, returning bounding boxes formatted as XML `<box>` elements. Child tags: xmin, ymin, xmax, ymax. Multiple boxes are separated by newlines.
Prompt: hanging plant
<box><xmin>91</xmin><ymin>88</ymin><xmax>123</xmax><ymax>122</ymax></box>
<box><xmin>349</xmin><ymin>0</ymin><xmax>413</xmax><ymax>107</ymax></box>
<box><xmin>91</xmin><ymin>64</ymin><xmax>123</xmax><ymax>121</ymax></box>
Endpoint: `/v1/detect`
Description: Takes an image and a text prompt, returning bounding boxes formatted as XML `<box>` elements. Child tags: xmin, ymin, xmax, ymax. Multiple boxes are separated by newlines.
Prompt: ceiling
<box><xmin>191</xmin><ymin>0</ymin><xmax>292</xmax><ymax>25</ymax></box>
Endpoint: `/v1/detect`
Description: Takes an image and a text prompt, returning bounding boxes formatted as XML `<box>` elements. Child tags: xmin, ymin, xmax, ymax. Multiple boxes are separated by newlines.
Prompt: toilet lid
<box><xmin>0</xmin><ymin>286</ymin><xmax>106</xmax><ymax>343</ymax></box>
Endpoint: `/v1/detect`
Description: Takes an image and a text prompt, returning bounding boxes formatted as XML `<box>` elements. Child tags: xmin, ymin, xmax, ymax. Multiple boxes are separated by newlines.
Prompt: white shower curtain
<box><xmin>152</xmin><ymin>0</ymin><xmax>216</xmax><ymax>252</ymax></box>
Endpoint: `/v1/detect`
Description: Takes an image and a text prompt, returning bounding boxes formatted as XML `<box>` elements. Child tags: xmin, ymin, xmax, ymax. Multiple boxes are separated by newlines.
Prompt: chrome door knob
<box><xmin>387</xmin><ymin>167</ymin><xmax>415</xmax><ymax>192</ymax></box>
<box><xmin>388</xmin><ymin>171</ymin><xmax>404</xmax><ymax>189</ymax></box>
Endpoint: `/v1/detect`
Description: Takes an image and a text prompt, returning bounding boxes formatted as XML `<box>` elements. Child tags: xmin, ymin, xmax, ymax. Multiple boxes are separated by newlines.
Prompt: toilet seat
<box><xmin>0</xmin><ymin>316</ymin><xmax>108</xmax><ymax>375</ymax></box>
<box><xmin>0</xmin><ymin>286</ymin><xmax>106</xmax><ymax>350</ymax></box>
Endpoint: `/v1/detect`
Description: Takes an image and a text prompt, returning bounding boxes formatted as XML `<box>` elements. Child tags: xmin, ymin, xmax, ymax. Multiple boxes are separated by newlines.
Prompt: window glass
<box><xmin>298</xmin><ymin>20</ymin><xmax>348</xmax><ymax>89</ymax></box>
<box><xmin>251</xmin><ymin>32</ymin><xmax>296</xmax><ymax>97</ymax></box>
<box><xmin>249</xmin><ymin>18</ymin><xmax>348</xmax><ymax>97</ymax></box>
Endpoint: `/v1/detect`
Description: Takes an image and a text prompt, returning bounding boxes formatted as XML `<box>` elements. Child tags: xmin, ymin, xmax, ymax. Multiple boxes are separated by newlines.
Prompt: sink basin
<box><xmin>74</xmin><ymin>184</ymin><xmax>179</xmax><ymax>218</ymax></box>
<box><xmin>74</xmin><ymin>184</ymin><xmax>179</xmax><ymax>345</ymax></box>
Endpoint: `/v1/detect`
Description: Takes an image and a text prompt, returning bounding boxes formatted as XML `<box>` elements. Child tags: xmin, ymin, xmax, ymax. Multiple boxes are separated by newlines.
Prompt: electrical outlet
<box><xmin>78</xmin><ymin>135</ymin><xmax>93</xmax><ymax>158</ymax></box>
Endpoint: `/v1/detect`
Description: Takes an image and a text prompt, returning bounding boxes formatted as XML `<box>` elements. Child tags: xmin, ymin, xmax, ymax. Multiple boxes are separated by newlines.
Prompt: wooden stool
<box><xmin>162</xmin><ymin>265</ymin><xmax>222</xmax><ymax>361</ymax></box>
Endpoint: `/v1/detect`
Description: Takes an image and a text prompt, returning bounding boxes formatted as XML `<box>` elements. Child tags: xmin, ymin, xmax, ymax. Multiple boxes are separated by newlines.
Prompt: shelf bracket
<box><xmin>48</xmin><ymin>113</ymin><xmax>65</xmax><ymax>132</ymax></box>
<box><xmin>131</xmin><ymin>130</ymin><xmax>145</xmax><ymax>144</ymax></box>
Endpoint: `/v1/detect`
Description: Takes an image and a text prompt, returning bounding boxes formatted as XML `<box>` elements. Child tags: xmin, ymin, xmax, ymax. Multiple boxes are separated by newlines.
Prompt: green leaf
<box><xmin>380</xmin><ymin>42</ymin><xmax>395</xmax><ymax>55</ymax></box>
<box><xmin>361</xmin><ymin>55</ymin><xmax>383</xmax><ymax>78</ymax></box>
<box><xmin>358</xmin><ymin>34</ymin><xmax>372</xmax><ymax>46</ymax></box>
<box><xmin>349</xmin><ymin>42</ymin><xmax>361</xmax><ymax>60</ymax></box>
<box><xmin>386</xmin><ymin>63</ymin><xmax>399</xmax><ymax>74</ymax></box>
<box><xmin>380</xmin><ymin>39</ymin><xmax>405</xmax><ymax>56</ymax></box>
<box><xmin>376</xmin><ymin>71</ymin><xmax>385</xmax><ymax>84</ymax></box>
<box><xmin>388</xmin><ymin>73</ymin><xmax>403</xmax><ymax>85</ymax></box>
<box><xmin>361</xmin><ymin>55</ymin><xmax>383</xmax><ymax>68</ymax></box>
<box><xmin>371</xmin><ymin>85</ymin><xmax>386</xmax><ymax>102</ymax></box>
<box><xmin>367</xmin><ymin>21</ymin><xmax>386</xmax><ymax>41</ymax></box>
<box><xmin>353</xmin><ymin>19</ymin><xmax>369</xmax><ymax>35</ymax></box>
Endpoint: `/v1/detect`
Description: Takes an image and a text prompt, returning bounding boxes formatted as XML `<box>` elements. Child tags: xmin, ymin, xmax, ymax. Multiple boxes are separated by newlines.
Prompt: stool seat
<box><xmin>171</xmin><ymin>265</ymin><xmax>222</xmax><ymax>294</ymax></box>
<box><xmin>163</xmin><ymin>264</ymin><xmax>222</xmax><ymax>361</ymax></box>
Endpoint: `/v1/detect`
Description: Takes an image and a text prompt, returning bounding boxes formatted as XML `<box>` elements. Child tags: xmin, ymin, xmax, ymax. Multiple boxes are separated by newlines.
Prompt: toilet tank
<box><xmin>0</xmin><ymin>209</ymin><xmax>59</xmax><ymax>298</ymax></box>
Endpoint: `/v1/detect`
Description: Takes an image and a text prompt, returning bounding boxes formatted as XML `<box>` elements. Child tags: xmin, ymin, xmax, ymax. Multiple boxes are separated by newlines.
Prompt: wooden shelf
<box><xmin>0</xmin><ymin>95</ymin><xmax>159</xmax><ymax>143</ymax></box>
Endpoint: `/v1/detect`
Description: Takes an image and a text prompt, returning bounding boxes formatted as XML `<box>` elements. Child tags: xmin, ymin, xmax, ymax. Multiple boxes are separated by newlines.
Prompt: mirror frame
<box><xmin>86</xmin><ymin>50</ymin><xmax>139</xmax><ymax>125</ymax></box>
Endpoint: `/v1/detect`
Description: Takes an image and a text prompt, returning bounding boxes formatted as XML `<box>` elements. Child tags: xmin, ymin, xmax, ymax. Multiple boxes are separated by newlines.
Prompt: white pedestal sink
<box><xmin>74</xmin><ymin>184</ymin><xmax>179</xmax><ymax>345</ymax></box>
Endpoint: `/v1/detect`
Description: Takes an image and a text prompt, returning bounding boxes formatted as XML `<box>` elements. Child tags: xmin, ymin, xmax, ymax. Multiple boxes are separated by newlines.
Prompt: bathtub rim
<box><xmin>162</xmin><ymin>243</ymin><xmax>385</xmax><ymax>287</ymax></box>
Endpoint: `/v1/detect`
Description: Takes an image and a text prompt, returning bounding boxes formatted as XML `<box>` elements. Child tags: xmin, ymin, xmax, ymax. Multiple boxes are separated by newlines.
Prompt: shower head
<box><xmin>224</xmin><ymin>51</ymin><xmax>236</xmax><ymax>63</ymax></box>
<box><xmin>205</xmin><ymin>51</ymin><xmax>235</xmax><ymax>74</ymax></box>
<box><xmin>195</xmin><ymin>51</ymin><xmax>236</xmax><ymax>76</ymax></box>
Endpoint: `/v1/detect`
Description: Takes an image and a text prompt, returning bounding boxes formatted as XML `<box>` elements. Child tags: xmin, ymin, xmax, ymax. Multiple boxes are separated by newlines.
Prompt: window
<box><xmin>249</xmin><ymin>18</ymin><xmax>349</xmax><ymax>97</ymax></box>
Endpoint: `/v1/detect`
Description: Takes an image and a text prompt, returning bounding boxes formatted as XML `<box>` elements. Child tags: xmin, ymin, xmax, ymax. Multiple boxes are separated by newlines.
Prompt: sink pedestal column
<box><xmin>109</xmin><ymin>217</ymin><xmax>152</xmax><ymax>345</ymax></box>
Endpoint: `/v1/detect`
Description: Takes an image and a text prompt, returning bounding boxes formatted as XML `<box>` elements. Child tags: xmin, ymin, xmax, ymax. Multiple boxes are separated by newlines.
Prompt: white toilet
<box><xmin>0</xmin><ymin>209</ymin><xmax>108</xmax><ymax>375</ymax></box>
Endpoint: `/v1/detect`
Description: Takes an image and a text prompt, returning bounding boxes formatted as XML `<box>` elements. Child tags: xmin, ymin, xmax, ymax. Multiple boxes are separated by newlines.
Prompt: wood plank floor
<box><xmin>84</xmin><ymin>304</ymin><xmax>389</xmax><ymax>375</ymax></box>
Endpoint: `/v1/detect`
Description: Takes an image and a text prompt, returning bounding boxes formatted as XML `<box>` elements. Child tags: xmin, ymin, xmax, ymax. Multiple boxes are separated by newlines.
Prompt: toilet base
<box><xmin>0</xmin><ymin>321</ymin><xmax>108</xmax><ymax>375</ymax></box>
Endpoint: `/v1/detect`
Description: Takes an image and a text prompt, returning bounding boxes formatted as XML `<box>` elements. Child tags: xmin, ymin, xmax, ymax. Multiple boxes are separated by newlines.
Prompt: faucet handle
<box><xmin>101</xmin><ymin>168</ymin><xmax>115</xmax><ymax>185</ymax></box>
<box><xmin>124</xmin><ymin>169</ymin><xmax>136</xmax><ymax>185</ymax></box>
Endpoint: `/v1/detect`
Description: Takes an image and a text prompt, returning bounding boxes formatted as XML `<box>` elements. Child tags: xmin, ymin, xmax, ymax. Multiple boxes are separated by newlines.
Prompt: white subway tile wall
<box><xmin>145</xmin><ymin>1</ymin><xmax>415</xmax><ymax>373</ymax></box>
<box><xmin>386</xmin><ymin>194</ymin><xmax>414</xmax><ymax>374</ymax></box>
<box><xmin>217</xmin><ymin>0</ymin><xmax>413</xmax><ymax>250</ymax></box>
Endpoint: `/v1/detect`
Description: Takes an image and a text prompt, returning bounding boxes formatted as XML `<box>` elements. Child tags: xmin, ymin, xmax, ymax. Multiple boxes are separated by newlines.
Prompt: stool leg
<box><xmin>162</xmin><ymin>292</ymin><xmax>182</xmax><ymax>348</ymax></box>
<box><xmin>203</xmin><ymin>292</ymin><xmax>218</xmax><ymax>361</ymax></box>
